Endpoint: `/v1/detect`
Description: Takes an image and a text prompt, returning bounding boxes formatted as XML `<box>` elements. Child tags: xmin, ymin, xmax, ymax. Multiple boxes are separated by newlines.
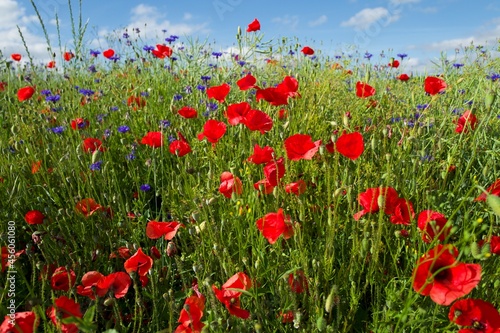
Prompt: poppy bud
<box><xmin>325</xmin><ymin>285</ymin><xmax>338</xmax><ymax>313</ymax></box>
<box><xmin>487</xmin><ymin>194</ymin><xmax>500</xmax><ymax>217</ymax></box>
<box><xmin>316</xmin><ymin>317</ymin><xmax>327</xmax><ymax>331</ymax></box>
<box><xmin>485</xmin><ymin>91</ymin><xmax>496</xmax><ymax>110</ymax></box>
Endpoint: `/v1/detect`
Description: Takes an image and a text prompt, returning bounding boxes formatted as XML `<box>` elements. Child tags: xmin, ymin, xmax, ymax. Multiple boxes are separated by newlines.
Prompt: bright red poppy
<box><xmin>353</xmin><ymin>187</ymin><xmax>399</xmax><ymax>221</ymax></box>
<box><xmin>246</xmin><ymin>18</ymin><xmax>261</xmax><ymax>32</ymax></box>
<box><xmin>225</xmin><ymin>102</ymin><xmax>251</xmax><ymax>125</ymax></box>
<box><xmin>207</xmin><ymin>83</ymin><xmax>231</xmax><ymax>103</ymax></box>
<box><xmin>284</xmin><ymin>134</ymin><xmax>321</xmax><ymax>161</ymax></box>
<box><xmin>255</xmin><ymin>87</ymin><xmax>289</xmax><ymax>106</ymax></box>
<box><xmin>424</xmin><ymin>76</ymin><xmax>447</xmax><ymax>95</ymax></box>
<box><xmin>476</xmin><ymin>179</ymin><xmax>500</xmax><ymax>202</ymax></box>
<box><xmin>256</xmin><ymin>208</ymin><xmax>294</xmax><ymax>244</ymax></box>
<box><xmin>103</xmin><ymin>49</ymin><xmax>115</xmax><ymax>59</ymax></box>
<box><xmin>244</xmin><ymin>109</ymin><xmax>273</xmax><ymax>134</ymax></box>
<box><xmin>479</xmin><ymin>235</ymin><xmax>500</xmax><ymax>256</ymax></box>
<box><xmin>97</xmin><ymin>271</ymin><xmax>131</xmax><ymax>299</ymax></box>
<box><xmin>178</xmin><ymin>106</ymin><xmax>198</xmax><ymax>118</ymax></box>
<box><xmin>141</xmin><ymin>131</ymin><xmax>164</xmax><ymax>148</ymax></box>
<box><xmin>247</xmin><ymin>144</ymin><xmax>274</xmax><ymax>164</ymax></box>
<box><xmin>11</xmin><ymin>53</ymin><xmax>22</xmax><ymax>62</ymax></box>
<box><xmin>75</xmin><ymin>198</ymin><xmax>102</xmax><ymax>217</ymax></box>
<box><xmin>449</xmin><ymin>298</ymin><xmax>500</xmax><ymax>333</ymax></box>
<box><xmin>219</xmin><ymin>172</ymin><xmax>243</xmax><ymax>198</ymax></box>
<box><xmin>275</xmin><ymin>76</ymin><xmax>300</xmax><ymax>99</ymax></box>
<box><xmin>388</xmin><ymin>59</ymin><xmax>400</xmax><ymax>68</ymax></box>
<box><xmin>253</xmin><ymin>179</ymin><xmax>275</xmax><ymax>195</ymax></box>
<box><xmin>397</xmin><ymin>74</ymin><xmax>410</xmax><ymax>81</ymax></box>
<box><xmin>237</xmin><ymin>73</ymin><xmax>257</xmax><ymax>90</ymax></box>
<box><xmin>24</xmin><ymin>209</ymin><xmax>45</xmax><ymax>225</ymax></box>
<box><xmin>417</xmin><ymin>210</ymin><xmax>450</xmax><ymax>243</ymax></box>
<box><xmin>0</xmin><ymin>311</ymin><xmax>39</xmax><ymax>333</ymax></box>
<box><xmin>82</xmin><ymin>138</ymin><xmax>104</xmax><ymax>153</ymax></box>
<box><xmin>70</xmin><ymin>118</ymin><xmax>90</xmax><ymax>130</ymax></box>
<box><xmin>197</xmin><ymin>119</ymin><xmax>226</xmax><ymax>145</ymax></box>
<box><xmin>455</xmin><ymin>110</ymin><xmax>478</xmax><ymax>133</ymax></box>
<box><xmin>285</xmin><ymin>180</ymin><xmax>307</xmax><ymax>196</ymax></box>
<box><xmin>17</xmin><ymin>86</ymin><xmax>35</xmax><ymax>102</ymax></box>
<box><xmin>146</xmin><ymin>221</ymin><xmax>183</xmax><ymax>240</ymax></box>
<box><xmin>412</xmin><ymin>244</ymin><xmax>481</xmax><ymax>305</ymax></box>
<box><xmin>335</xmin><ymin>132</ymin><xmax>364</xmax><ymax>160</ymax></box>
<box><xmin>152</xmin><ymin>44</ymin><xmax>173</xmax><ymax>59</ymax></box>
<box><xmin>51</xmin><ymin>266</ymin><xmax>76</xmax><ymax>291</ymax></box>
<box><xmin>301</xmin><ymin>46</ymin><xmax>314</xmax><ymax>55</ymax></box>
<box><xmin>76</xmin><ymin>271</ymin><xmax>107</xmax><ymax>300</ymax></box>
<box><xmin>47</xmin><ymin>61</ymin><xmax>56</xmax><ymax>68</ymax></box>
<box><xmin>47</xmin><ymin>296</ymin><xmax>82</xmax><ymax>333</ymax></box>
<box><xmin>212</xmin><ymin>272</ymin><xmax>252</xmax><ymax>319</ymax></box>
<box><xmin>355</xmin><ymin>81</ymin><xmax>375</xmax><ymax>98</ymax></box>
<box><xmin>63</xmin><ymin>52</ymin><xmax>74</xmax><ymax>61</ymax></box>
<box><xmin>389</xmin><ymin>198</ymin><xmax>415</xmax><ymax>225</ymax></box>
<box><xmin>124</xmin><ymin>248</ymin><xmax>153</xmax><ymax>276</ymax></box>
<box><xmin>288</xmin><ymin>270</ymin><xmax>308</xmax><ymax>294</ymax></box>
<box><xmin>263</xmin><ymin>157</ymin><xmax>285</xmax><ymax>186</ymax></box>
<box><xmin>175</xmin><ymin>294</ymin><xmax>206</xmax><ymax>333</ymax></box>
<box><xmin>169</xmin><ymin>132</ymin><xmax>191</xmax><ymax>157</ymax></box>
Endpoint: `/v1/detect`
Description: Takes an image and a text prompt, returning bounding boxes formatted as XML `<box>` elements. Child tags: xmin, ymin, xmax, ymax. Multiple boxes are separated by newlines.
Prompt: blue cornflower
<box><xmin>97</xmin><ymin>114</ymin><xmax>107</xmax><ymax>122</ymax></box>
<box><xmin>126</xmin><ymin>153</ymin><xmax>136</xmax><ymax>161</ymax></box>
<box><xmin>288</xmin><ymin>50</ymin><xmax>295</xmax><ymax>56</ymax></box>
<box><xmin>487</xmin><ymin>73</ymin><xmax>500</xmax><ymax>81</ymax></box>
<box><xmin>197</xmin><ymin>85</ymin><xmax>206</xmax><ymax>92</ymax></box>
<box><xmin>171</xmin><ymin>57</ymin><xmax>178</xmax><ymax>61</ymax></box>
<box><xmin>94</xmin><ymin>79</ymin><xmax>101</xmax><ymax>83</ymax></box>
<box><xmin>364</xmin><ymin>52</ymin><xmax>373</xmax><ymax>60</ymax></box>
<box><xmin>238</xmin><ymin>60</ymin><xmax>246</xmax><ymax>66</ymax></box>
<box><xmin>335</xmin><ymin>55</ymin><xmax>342</xmax><ymax>59</ymax></box>
<box><xmin>46</xmin><ymin>95</ymin><xmax>60</xmax><ymax>103</ymax></box>
<box><xmin>90</xmin><ymin>49</ymin><xmax>101</xmax><ymax>57</ymax></box>
<box><xmin>51</xmin><ymin>126</ymin><xmax>64</xmax><ymax>134</ymax></box>
<box><xmin>168</xmin><ymin>135</ymin><xmax>176</xmax><ymax>143</ymax></box>
<box><xmin>206</xmin><ymin>102</ymin><xmax>218</xmax><ymax>112</ymax></box>
<box><xmin>140</xmin><ymin>184</ymin><xmax>151</xmax><ymax>192</ymax></box>
<box><xmin>140</xmin><ymin>91</ymin><xmax>149</xmax><ymax>97</ymax></box>
<box><xmin>173</xmin><ymin>94</ymin><xmax>183</xmax><ymax>101</ymax></box>
<box><xmin>90</xmin><ymin>160</ymin><xmax>103</xmax><ymax>171</ymax></box>
<box><xmin>143</xmin><ymin>45</ymin><xmax>154</xmax><ymax>52</ymax></box>
<box><xmin>103</xmin><ymin>129</ymin><xmax>111</xmax><ymax>138</ymax></box>
<box><xmin>453</xmin><ymin>63</ymin><xmax>464</xmax><ymax>69</ymax></box>
<box><xmin>397</xmin><ymin>53</ymin><xmax>408</xmax><ymax>60</ymax></box>
<box><xmin>201</xmin><ymin>75</ymin><xmax>211</xmax><ymax>82</ymax></box>
<box><xmin>118</xmin><ymin>125</ymin><xmax>130</xmax><ymax>133</ymax></box>
<box><xmin>185</xmin><ymin>86</ymin><xmax>192</xmax><ymax>94</ymax></box>
<box><xmin>416</xmin><ymin>104</ymin><xmax>429</xmax><ymax>110</ymax></box>
<box><xmin>40</xmin><ymin>89</ymin><xmax>52</xmax><ymax>96</ymax></box>
<box><xmin>212</xmin><ymin>52</ymin><xmax>223</xmax><ymax>59</ymax></box>
<box><xmin>79</xmin><ymin>89</ymin><xmax>95</xmax><ymax>96</ymax></box>
<box><xmin>169</xmin><ymin>35</ymin><xmax>179</xmax><ymax>40</ymax></box>
<box><xmin>165</xmin><ymin>37</ymin><xmax>175</xmax><ymax>43</ymax></box>
<box><xmin>123</xmin><ymin>32</ymin><xmax>130</xmax><ymax>39</ymax></box>
<box><xmin>160</xmin><ymin>120</ymin><xmax>171</xmax><ymax>128</ymax></box>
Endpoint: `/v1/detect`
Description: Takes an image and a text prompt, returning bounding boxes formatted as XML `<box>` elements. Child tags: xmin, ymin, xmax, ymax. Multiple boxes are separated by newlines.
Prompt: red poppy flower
<box><xmin>397</xmin><ymin>73</ymin><xmax>410</xmax><ymax>81</ymax></box>
<box><xmin>169</xmin><ymin>132</ymin><xmax>191</xmax><ymax>157</ymax></box>
<box><xmin>207</xmin><ymin>83</ymin><xmax>231</xmax><ymax>103</ymax></box>
<box><xmin>476</xmin><ymin>179</ymin><xmax>500</xmax><ymax>202</ymax></box>
<box><xmin>11</xmin><ymin>53</ymin><xmax>22</xmax><ymax>62</ymax></box>
<box><xmin>279</xmin><ymin>310</ymin><xmax>295</xmax><ymax>324</ymax></box>
<box><xmin>263</xmin><ymin>157</ymin><xmax>285</xmax><ymax>186</ymax></box>
<box><xmin>31</xmin><ymin>160</ymin><xmax>42</xmax><ymax>174</ymax></box>
<box><xmin>455</xmin><ymin>110</ymin><xmax>478</xmax><ymax>134</ymax></box>
<box><xmin>51</xmin><ymin>266</ymin><xmax>76</xmax><ymax>291</ymax></box>
<box><xmin>97</xmin><ymin>271</ymin><xmax>131</xmax><ymax>298</ymax></box>
<box><xmin>424</xmin><ymin>76</ymin><xmax>447</xmax><ymax>95</ymax></box>
<box><xmin>412</xmin><ymin>244</ymin><xmax>481</xmax><ymax>305</ymax></box>
<box><xmin>284</xmin><ymin>134</ymin><xmax>321</xmax><ymax>161</ymax></box>
<box><xmin>63</xmin><ymin>52</ymin><xmax>74</xmax><ymax>61</ymax></box>
<box><xmin>356</xmin><ymin>81</ymin><xmax>375</xmax><ymax>98</ymax></box>
<box><xmin>82</xmin><ymin>138</ymin><xmax>104</xmax><ymax>153</ymax></box>
<box><xmin>417</xmin><ymin>210</ymin><xmax>450</xmax><ymax>243</ymax></box>
<box><xmin>47</xmin><ymin>296</ymin><xmax>82</xmax><ymax>333</ymax></box>
<box><xmin>24</xmin><ymin>209</ymin><xmax>45</xmax><ymax>225</ymax></box>
<box><xmin>47</xmin><ymin>61</ymin><xmax>56</xmax><ymax>68</ymax></box>
<box><xmin>237</xmin><ymin>73</ymin><xmax>257</xmax><ymax>90</ymax></box>
<box><xmin>275</xmin><ymin>76</ymin><xmax>300</xmax><ymax>99</ymax></box>
<box><xmin>256</xmin><ymin>208</ymin><xmax>294</xmax><ymax>244</ymax></box>
<box><xmin>197</xmin><ymin>119</ymin><xmax>226</xmax><ymax>145</ymax></box>
<box><xmin>219</xmin><ymin>172</ymin><xmax>243</xmax><ymax>198</ymax></box>
<box><xmin>389</xmin><ymin>198</ymin><xmax>414</xmax><ymax>225</ymax></box>
<box><xmin>103</xmin><ymin>49</ymin><xmax>115</xmax><ymax>59</ymax></box>
<box><xmin>0</xmin><ymin>82</ymin><xmax>7</xmax><ymax>92</ymax></box>
<box><xmin>247</xmin><ymin>144</ymin><xmax>274</xmax><ymax>164</ymax></box>
<box><xmin>178</xmin><ymin>106</ymin><xmax>198</xmax><ymax>118</ymax></box>
<box><xmin>278</xmin><ymin>108</ymin><xmax>288</xmax><ymax>119</ymax></box>
<box><xmin>70</xmin><ymin>118</ymin><xmax>90</xmax><ymax>130</ymax></box>
<box><xmin>288</xmin><ymin>270</ymin><xmax>308</xmax><ymax>294</ymax></box>
<box><xmin>449</xmin><ymin>298</ymin><xmax>500</xmax><ymax>333</ymax></box>
<box><xmin>141</xmin><ymin>131</ymin><xmax>164</xmax><ymax>148</ymax></box>
<box><xmin>152</xmin><ymin>44</ymin><xmax>173</xmax><ymax>59</ymax></box>
<box><xmin>353</xmin><ymin>187</ymin><xmax>400</xmax><ymax>221</ymax></box>
<box><xmin>124</xmin><ymin>248</ymin><xmax>153</xmax><ymax>276</ymax></box>
<box><xmin>246</xmin><ymin>18</ymin><xmax>261</xmax><ymax>32</ymax></box>
<box><xmin>76</xmin><ymin>271</ymin><xmax>107</xmax><ymax>300</ymax></box>
<box><xmin>212</xmin><ymin>272</ymin><xmax>252</xmax><ymax>319</ymax></box>
<box><xmin>146</xmin><ymin>221</ymin><xmax>183</xmax><ymax>240</ymax></box>
<box><xmin>255</xmin><ymin>87</ymin><xmax>289</xmax><ymax>106</ymax></box>
<box><xmin>285</xmin><ymin>180</ymin><xmax>307</xmax><ymax>196</ymax></box>
<box><xmin>480</xmin><ymin>235</ymin><xmax>500</xmax><ymax>255</ymax></box>
<box><xmin>109</xmin><ymin>246</ymin><xmax>131</xmax><ymax>259</ymax></box>
<box><xmin>0</xmin><ymin>311</ymin><xmax>39</xmax><ymax>333</ymax></box>
<box><xmin>388</xmin><ymin>59</ymin><xmax>400</xmax><ymax>68</ymax></box>
<box><xmin>17</xmin><ymin>86</ymin><xmax>35</xmax><ymax>101</ymax></box>
<box><xmin>244</xmin><ymin>109</ymin><xmax>273</xmax><ymax>134</ymax></box>
<box><xmin>75</xmin><ymin>198</ymin><xmax>102</xmax><ymax>217</ymax></box>
<box><xmin>253</xmin><ymin>179</ymin><xmax>275</xmax><ymax>194</ymax></box>
<box><xmin>335</xmin><ymin>132</ymin><xmax>364</xmax><ymax>160</ymax></box>
<box><xmin>225</xmin><ymin>102</ymin><xmax>251</xmax><ymax>125</ymax></box>
<box><xmin>176</xmin><ymin>294</ymin><xmax>206</xmax><ymax>333</ymax></box>
<box><xmin>127</xmin><ymin>95</ymin><xmax>146</xmax><ymax>110</ymax></box>
<box><xmin>301</xmin><ymin>46</ymin><xmax>314</xmax><ymax>55</ymax></box>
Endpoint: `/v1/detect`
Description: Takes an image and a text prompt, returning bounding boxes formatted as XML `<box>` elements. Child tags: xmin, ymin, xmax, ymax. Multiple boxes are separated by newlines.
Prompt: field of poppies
<box><xmin>2</xmin><ymin>13</ymin><xmax>500</xmax><ymax>333</ymax></box>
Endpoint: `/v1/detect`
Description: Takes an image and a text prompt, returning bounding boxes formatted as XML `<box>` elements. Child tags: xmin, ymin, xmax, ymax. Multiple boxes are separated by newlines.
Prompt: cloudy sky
<box><xmin>2</xmin><ymin>0</ymin><xmax>499</xmax><ymax>72</ymax></box>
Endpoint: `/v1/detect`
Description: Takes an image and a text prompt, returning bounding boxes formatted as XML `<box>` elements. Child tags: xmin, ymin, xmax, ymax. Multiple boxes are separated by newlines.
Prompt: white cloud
<box><xmin>309</xmin><ymin>15</ymin><xmax>328</xmax><ymax>27</ymax></box>
<box><xmin>426</xmin><ymin>37</ymin><xmax>476</xmax><ymax>51</ymax></box>
<box><xmin>341</xmin><ymin>7</ymin><xmax>400</xmax><ymax>31</ymax></box>
<box><xmin>183</xmin><ymin>12</ymin><xmax>193</xmax><ymax>21</ymax></box>
<box><xmin>272</xmin><ymin>15</ymin><xmax>299</xmax><ymax>30</ymax></box>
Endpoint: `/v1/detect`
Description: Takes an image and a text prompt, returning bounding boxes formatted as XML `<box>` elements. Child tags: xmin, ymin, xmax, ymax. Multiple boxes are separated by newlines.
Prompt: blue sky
<box><xmin>2</xmin><ymin>0</ymin><xmax>500</xmax><ymax>72</ymax></box>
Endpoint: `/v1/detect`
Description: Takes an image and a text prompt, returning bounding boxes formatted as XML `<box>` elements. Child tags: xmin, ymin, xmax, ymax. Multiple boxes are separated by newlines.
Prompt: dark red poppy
<box><xmin>219</xmin><ymin>172</ymin><xmax>243</xmax><ymax>198</ymax></box>
<box><xmin>417</xmin><ymin>210</ymin><xmax>450</xmax><ymax>243</ymax></box>
<box><xmin>246</xmin><ymin>18</ymin><xmax>261</xmax><ymax>32</ymax></box>
<box><xmin>389</xmin><ymin>198</ymin><xmax>414</xmax><ymax>225</ymax></box>
<box><xmin>237</xmin><ymin>73</ymin><xmax>257</xmax><ymax>90</ymax></box>
<box><xmin>124</xmin><ymin>248</ymin><xmax>153</xmax><ymax>276</ymax></box>
<box><xmin>455</xmin><ymin>110</ymin><xmax>478</xmax><ymax>133</ymax></box>
<box><xmin>353</xmin><ymin>187</ymin><xmax>400</xmax><ymax>221</ymax></box>
<box><xmin>76</xmin><ymin>271</ymin><xmax>106</xmax><ymax>300</ymax></box>
<box><xmin>255</xmin><ymin>87</ymin><xmax>289</xmax><ymax>106</ymax></box>
<box><xmin>288</xmin><ymin>270</ymin><xmax>308</xmax><ymax>294</ymax></box>
<box><xmin>24</xmin><ymin>210</ymin><xmax>45</xmax><ymax>225</ymax></box>
<box><xmin>0</xmin><ymin>311</ymin><xmax>38</xmax><ymax>333</ymax></box>
<box><xmin>284</xmin><ymin>134</ymin><xmax>321</xmax><ymax>161</ymax></box>
<box><xmin>275</xmin><ymin>76</ymin><xmax>300</xmax><ymax>99</ymax></box>
<box><xmin>279</xmin><ymin>310</ymin><xmax>295</xmax><ymax>324</ymax></box>
<box><xmin>207</xmin><ymin>83</ymin><xmax>231</xmax><ymax>103</ymax></box>
<box><xmin>70</xmin><ymin>118</ymin><xmax>90</xmax><ymax>130</ymax></box>
<box><xmin>47</xmin><ymin>61</ymin><xmax>56</xmax><ymax>68</ymax></box>
<box><xmin>17</xmin><ymin>86</ymin><xmax>35</xmax><ymax>101</ymax></box>
<box><xmin>176</xmin><ymin>294</ymin><xmax>206</xmax><ymax>333</ymax></box>
<box><xmin>256</xmin><ymin>208</ymin><xmax>294</xmax><ymax>244</ymax></box>
<box><xmin>51</xmin><ymin>266</ymin><xmax>76</xmax><ymax>291</ymax></box>
<box><xmin>247</xmin><ymin>144</ymin><xmax>274</xmax><ymax>164</ymax></box>
<box><xmin>253</xmin><ymin>179</ymin><xmax>275</xmax><ymax>194</ymax></box>
<box><xmin>449</xmin><ymin>298</ymin><xmax>500</xmax><ymax>333</ymax></box>
<box><xmin>397</xmin><ymin>73</ymin><xmax>410</xmax><ymax>81</ymax></box>
<box><xmin>424</xmin><ymin>76</ymin><xmax>447</xmax><ymax>95</ymax></box>
<box><xmin>63</xmin><ymin>52</ymin><xmax>74</xmax><ymax>61</ymax></box>
<box><xmin>412</xmin><ymin>244</ymin><xmax>481</xmax><ymax>305</ymax></box>
<box><xmin>82</xmin><ymin>138</ymin><xmax>104</xmax><ymax>153</ymax></box>
<box><xmin>263</xmin><ymin>157</ymin><xmax>285</xmax><ymax>186</ymax></box>
<box><xmin>356</xmin><ymin>81</ymin><xmax>375</xmax><ymax>98</ymax></box>
<box><xmin>335</xmin><ymin>132</ymin><xmax>364</xmax><ymax>160</ymax></box>
<box><xmin>476</xmin><ymin>179</ymin><xmax>500</xmax><ymax>202</ymax></box>
<box><xmin>152</xmin><ymin>44</ymin><xmax>173</xmax><ymax>59</ymax></box>
<box><xmin>141</xmin><ymin>131</ymin><xmax>164</xmax><ymax>148</ymax></box>
<box><xmin>75</xmin><ymin>198</ymin><xmax>102</xmax><ymax>217</ymax></box>
<box><xmin>97</xmin><ymin>271</ymin><xmax>131</xmax><ymax>298</ymax></box>
<box><xmin>388</xmin><ymin>59</ymin><xmax>400</xmax><ymax>68</ymax></box>
<box><xmin>285</xmin><ymin>180</ymin><xmax>307</xmax><ymax>196</ymax></box>
<box><xmin>301</xmin><ymin>46</ymin><xmax>314</xmax><ymax>55</ymax></box>
<box><xmin>47</xmin><ymin>296</ymin><xmax>82</xmax><ymax>333</ymax></box>
<box><xmin>109</xmin><ymin>246</ymin><xmax>131</xmax><ymax>259</ymax></box>
<box><xmin>11</xmin><ymin>53</ymin><xmax>22</xmax><ymax>62</ymax></box>
<box><xmin>178</xmin><ymin>106</ymin><xmax>198</xmax><ymax>118</ymax></box>
<box><xmin>197</xmin><ymin>119</ymin><xmax>226</xmax><ymax>145</ymax></box>
<box><xmin>146</xmin><ymin>221</ymin><xmax>183</xmax><ymax>240</ymax></box>
<box><xmin>0</xmin><ymin>82</ymin><xmax>7</xmax><ymax>92</ymax></box>
<box><xmin>212</xmin><ymin>272</ymin><xmax>252</xmax><ymax>319</ymax></box>
<box><xmin>103</xmin><ymin>49</ymin><xmax>115</xmax><ymax>59</ymax></box>
<box><xmin>169</xmin><ymin>132</ymin><xmax>191</xmax><ymax>157</ymax></box>
<box><xmin>244</xmin><ymin>109</ymin><xmax>273</xmax><ymax>134</ymax></box>
<box><xmin>225</xmin><ymin>102</ymin><xmax>251</xmax><ymax>125</ymax></box>
<box><xmin>1</xmin><ymin>246</ymin><xmax>23</xmax><ymax>273</ymax></box>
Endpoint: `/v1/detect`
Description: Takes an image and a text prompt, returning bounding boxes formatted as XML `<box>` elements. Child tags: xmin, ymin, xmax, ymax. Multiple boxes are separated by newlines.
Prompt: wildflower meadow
<box><xmin>2</xmin><ymin>3</ymin><xmax>500</xmax><ymax>333</ymax></box>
